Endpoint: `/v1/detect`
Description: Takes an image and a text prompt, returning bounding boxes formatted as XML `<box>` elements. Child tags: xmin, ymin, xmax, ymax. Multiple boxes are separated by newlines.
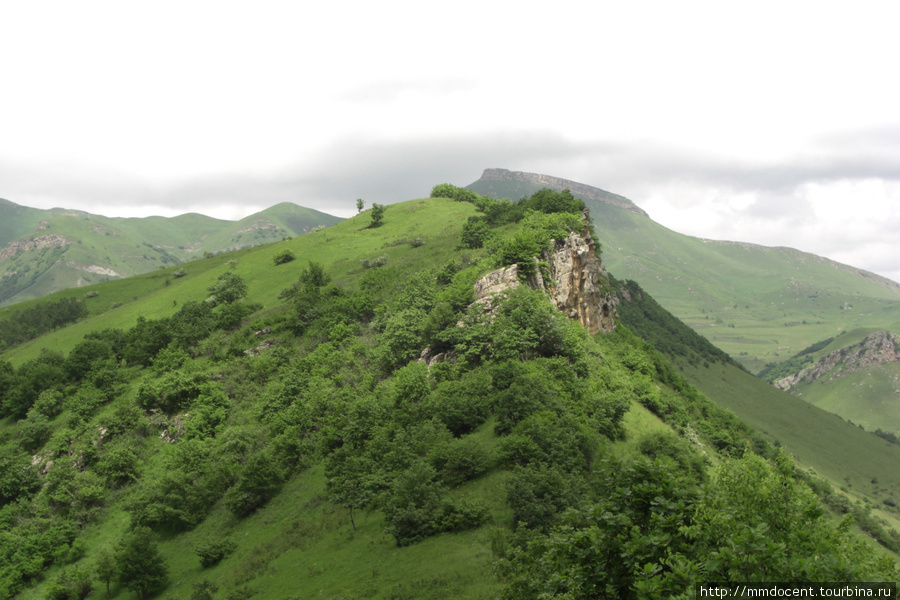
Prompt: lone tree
<box><xmin>356</xmin><ymin>198</ymin><xmax>364</xmax><ymax>214</ymax></box>
<box><xmin>116</xmin><ymin>526</ymin><xmax>168</xmax><ymax>600</ymax></box>
<box><xmin>370</xmin><ymin>203</ymin><xmax>385</xmax><ymax>228</ymax></box>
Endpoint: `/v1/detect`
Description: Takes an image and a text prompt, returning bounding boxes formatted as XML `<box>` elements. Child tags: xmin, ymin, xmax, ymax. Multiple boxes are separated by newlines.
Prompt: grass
<box><xmin>1</xmin><ymin>199</ymin><xmax>480</xmax><ymax>366</ymax></box>
<box><xmin>682</xmin><ymin>361</ymin><xmax>900</xmax><ymax>511</ymax></box>
<box><xmin>467</xmin><ymin>174</ymin><xmax>900</xmax><ymax>373</ymax></box>
<box><xmin>0</xmin><ymin>199</ymin><xmax>341</xmax><ymax>307</ymax></box>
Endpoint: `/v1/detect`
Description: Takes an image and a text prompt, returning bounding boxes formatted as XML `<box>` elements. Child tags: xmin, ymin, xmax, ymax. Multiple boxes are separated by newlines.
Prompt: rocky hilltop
<box><xmin>473</xmin><ymin>210</ymin><xmax>617</xmax><ymax>334</ymax></box>
<box><xmin>477</xmin><ymin>168</ymin><xmax>649</xmax><ymax>217</ymax></box>
<box><xmin>775</xmin><ymin>330</ymin><xmax>900</xmax><ymax>391</ymax></box>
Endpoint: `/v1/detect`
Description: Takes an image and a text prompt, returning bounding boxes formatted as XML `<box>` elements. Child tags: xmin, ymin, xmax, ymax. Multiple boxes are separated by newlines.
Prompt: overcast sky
<box><xmin>2</xmin><ymin>1</ymin><xmax>899</xmax><ymax>282</ymax></box>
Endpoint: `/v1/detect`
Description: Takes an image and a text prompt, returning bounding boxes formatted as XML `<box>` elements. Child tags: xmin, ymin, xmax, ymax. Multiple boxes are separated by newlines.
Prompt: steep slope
<box><xmin>467</xmin><ymin>169</ymin><xmax>900</xmax><ymax>374</ymax></box>
<box><xmin>760</xmin><ymin>329</ymin><xmax>900</xmax><ymax>434</ymax></box>
<box><xmin>0</xmin><ymin>198</ymin><xmax>342</xmax><ymax>306</ymax></box>
<box><xmin>3</xmin><ymin>192</ymin><xmax>895</xmax><ymax>599</ymax></box>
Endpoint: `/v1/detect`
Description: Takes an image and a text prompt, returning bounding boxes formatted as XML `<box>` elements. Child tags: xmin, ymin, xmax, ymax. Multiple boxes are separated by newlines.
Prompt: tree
<box><xmin>206</xmin><ymin>272</ymin><xmax>248</xmax><ymax>306</ymax></box>
<box><xmin>273</xmin><ymin>249</ymin><xmax>295</xmax><ymax>265</ymax></box>
<box><xmin>95</xmin><ymin>548</ymin><xmax>116</xmax><ymax>596</ymax></box>
<box><xmin>115</xmin><ymin>526</ymin><xmax>168</xmax><ymax>600</ymax></box>
<box><xmin>356</xmin><ymin>198</ymin><xmax>364</xmax><ymax>213</ymax></box>
<box><xmin>370</xmin><ymin>203</ymin><xmax>385</xmax><ymax>228</ymax></box>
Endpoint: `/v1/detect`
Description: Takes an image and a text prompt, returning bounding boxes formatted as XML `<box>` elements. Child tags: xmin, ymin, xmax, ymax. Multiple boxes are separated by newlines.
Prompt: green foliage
<box><xmin>370</xmin><ymin>202</ymin><xmax>385</xmax><ymax>228</ymax></box>
<box><xmin>614</xmin><ymin>278</ymin><xmax>735</xmax><ymax>368</ymax></box>
<box><xmin>430</xmin><ymin>183</ymin><xmax>479</xmax><ymax>203</ymax></box>
<box><xmin>46</xmin><ymin>564</ymin><xmax>93</xmax><ymax>600</ymax></box>
<box><xmin>224</xmin><ymin>450</ymin><xmax>286</xmax><ymax>517</ymax></box>
<box><xmin>206</xmin><ymin>271</ymin><xmax>248</xmax><ymax>306</ymax></box>
<box><xmin>137</xmin><ymin>370</ymin><xmax>208</xmax><ymax>414</ymax></box>
<box><xmin>458</xmin><ymin>216</ymin><xmax>492</xmax><ymax>249</ymax></box>
<box><xmin>518</xmin><ymin>188</ymin><xmax>585</xmax><ymax>215</ymax></box>
<box><xmin>194</xmin><ymin>538</ymin><xmax>237</xmax><ymax>568</ymax></box>
<box><xmin>0</xmin><ymin>297</ymin><xmax>88</xmax><ymax>351</ymax></box>
<box><xmin>273</xmin><ymin>249</ymin><xmax>296</xmax><ymax>265</ymax></box>
<box><xmin>422</xmin><ymin>368</ymin><xmax>492</xmax><ymax>436</ymax></box>
<box><xmin>505</xmin><ymin>463</ymin><xmax>585</xmax><ymax>532</ymax></box>
<box><xmin>428</xmin><ymin>436</ymin><xmax>492</xmax><ymax>487</ymax></box>
<box><xmin>115</xmin><ymin>526</ymin><xmax>169</xmax><ymax>600</ymax></box>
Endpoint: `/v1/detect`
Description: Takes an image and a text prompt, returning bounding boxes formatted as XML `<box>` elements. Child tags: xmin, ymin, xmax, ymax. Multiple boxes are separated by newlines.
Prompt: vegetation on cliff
<box><xmin>0</xmin><ymin>188</ymin><xmax>895</xmax><ymax>599</ymax></box>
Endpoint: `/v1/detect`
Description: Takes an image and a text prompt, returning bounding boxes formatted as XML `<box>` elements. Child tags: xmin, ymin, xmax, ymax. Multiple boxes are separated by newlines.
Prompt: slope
<box><xmin>467</xmin><ymin>169</ymin><xmax>900</xmax><ymax>374</ymax></box>
<box><xmin>759</xmin><ymin>329</ymin><xmax>900</xmax><ymax>434</ymax></box>
<box><xmin>3</xmin><ymin>191</ymin><xmax>895</xmax><ymax>599</ymax></box>
<box><xmin>0</xmin><ymin>198</ymin><xmax>342</xmax><ymax>306</ymax></box>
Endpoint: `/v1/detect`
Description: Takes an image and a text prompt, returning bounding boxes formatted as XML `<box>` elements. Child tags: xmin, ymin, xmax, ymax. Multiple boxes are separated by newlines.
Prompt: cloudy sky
<box><xmin>2</xmin><ymin>1</ymin><xmax>899</xmax><ymax>282</ymax></box>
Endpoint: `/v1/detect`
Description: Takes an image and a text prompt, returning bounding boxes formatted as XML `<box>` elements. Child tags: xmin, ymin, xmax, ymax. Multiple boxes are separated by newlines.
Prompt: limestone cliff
<box><xmin>775</xmin><ymin>330</ymin><xmax>900</xmax><ymax>391</ymax></box>
<box><xmin>472</xmin><ymin>213</ymin><xmax>617</xmax><ymax>334</ymax></box>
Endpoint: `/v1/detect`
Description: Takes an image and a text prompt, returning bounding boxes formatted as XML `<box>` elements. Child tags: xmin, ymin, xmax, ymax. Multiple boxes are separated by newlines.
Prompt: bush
<box><xmin>273</xmin><ymin>249</ymin><xmax>296</xmax><ymax>265</ymax></box>
<box><xmin>429</xmin><ymin>437</ymin><xmax>492</xmax><ymax>487</ymax></box>
<box><xmin>195</xmin><ymin>539</ymin><xmax>236</xmax><ymax>568</ymax></box>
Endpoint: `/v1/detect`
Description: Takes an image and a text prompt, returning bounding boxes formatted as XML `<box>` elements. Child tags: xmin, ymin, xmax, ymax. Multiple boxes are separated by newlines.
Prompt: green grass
<box><xmin>1</xmin><ymin>199</ymin><xmax>480</xmax><ymax>365</ymax></box>
<box><xmin>683</xmin><ymin>361</ymin><xmax>900</xmax><ymax>509</ymax></box>
<box><xmin>466</xmin><ymin>174</ymin><xmax>900</xmax><ymax>373</ymax></box>
<box><xmin>0</xmin><ymin>199</ymin><xmax>342</xmax><ymax>306</ymax></box>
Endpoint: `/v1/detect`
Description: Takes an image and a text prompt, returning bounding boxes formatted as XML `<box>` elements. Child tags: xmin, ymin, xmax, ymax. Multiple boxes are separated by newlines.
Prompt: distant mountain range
<box><xmin>0</xmin><ymin>198</ymin><xmax>341</xmax><ymax>306</ymax></box>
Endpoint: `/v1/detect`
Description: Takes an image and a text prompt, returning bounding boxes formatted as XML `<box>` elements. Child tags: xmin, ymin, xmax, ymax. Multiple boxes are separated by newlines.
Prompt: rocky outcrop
<box><xmin>543</xmin><ymin>228</ymin><xmax>616</xmax><ymax>334</ymax></box>
<box><xmin>775</xmin><ymin>330</ymin><xmax>900</xmax><ymax>391</ymax></box>
<box><xmin>479</xmin><ymin>168</ymin><xmax>649</xmax><ymax>218</ymax></box>
<box><xmin>0</xmin><ymin>234</ymin><xmax>69</xmax><ymax>260</ymax></box>
<box><xmin>472</xmin><ymin>212</ymin><xmax>617</xmax><ymax>334</ymax></box>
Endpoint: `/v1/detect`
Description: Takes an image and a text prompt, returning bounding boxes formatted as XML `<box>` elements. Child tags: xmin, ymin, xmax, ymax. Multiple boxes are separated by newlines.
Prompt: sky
<box><xmin>2</xmin><ymin>1</ymin><xmax>899</xmax><ymax>283</ymax></box>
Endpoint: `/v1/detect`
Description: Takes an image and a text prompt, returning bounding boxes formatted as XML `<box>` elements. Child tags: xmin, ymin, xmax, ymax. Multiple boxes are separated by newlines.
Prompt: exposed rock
<box><xmin>479</xmin><ymin>168</ymin><xmax>649</xmax><ymax>217</ymax></box>
<box><xmin>542</xmin><ymin>224</ymin><xmax>616</xmax><ymax>334</ymax></box>
<box><xmin>0</xmin><ymin>234</ymin><xmax>69</xmax><ymax>260</ymax></box>
<box><xmin>775</xmin><ymin>330</ymin><xmax>900</xmax><ymax>391</ymax></box>
<box><xmin>68</xmin><ymin>263</ymin><xmax>122</xmax><ymax>277</ymax></box>
<box><xmin>245</xmin><ymin>338</ymin><xmax>280</xmax><ymax>356</ymax></box>
<box><xmin>471</xmin><ymin>212</ymin><xmax>617</xmax><ymax>334</ymax></box>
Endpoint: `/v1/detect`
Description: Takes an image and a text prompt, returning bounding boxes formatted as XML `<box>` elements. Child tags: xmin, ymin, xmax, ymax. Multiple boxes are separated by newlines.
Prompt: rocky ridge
<box><xmin>472</xmin><ymin>212</ymin><xmax>617</xmax><ymax>335</ymax></box>
<box><xmin>479</xmin><ymin>168</ymin><xmax>649</xmax><ymax>218</ymax></box>
<box><xmin>775</xmin><ymin>330</ymin><xmax>900</xmax><ymax>391</ymax></box>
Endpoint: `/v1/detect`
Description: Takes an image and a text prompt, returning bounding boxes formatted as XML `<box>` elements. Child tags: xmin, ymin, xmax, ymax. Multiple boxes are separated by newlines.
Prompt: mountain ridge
<box><xmin>0</xmin><ymin>198</ymin><xmax>342</xmax><ymax>306</ymax></box>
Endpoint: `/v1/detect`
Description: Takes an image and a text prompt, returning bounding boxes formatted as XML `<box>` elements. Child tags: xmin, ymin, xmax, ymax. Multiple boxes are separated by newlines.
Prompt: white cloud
<box><xmin>1</xmin><ymin>1</ymin><xmax>899</xmax><ymax>282</ymax></box>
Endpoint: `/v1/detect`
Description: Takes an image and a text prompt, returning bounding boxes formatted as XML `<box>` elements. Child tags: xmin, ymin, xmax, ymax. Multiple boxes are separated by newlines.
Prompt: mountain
<box><xmin>468</xmin><ymin>169</ymin><xmax>900</xmax><ymax>374</ymax></box>
<box><xmin>2</xmin><ymin>189</ymin><xmax>896</xmax><ymax>598</ymax></box>
<box><xmin>758</xmin><ymin>329</ymin><xmax>900</xmax><ymax>434</ymax></box>
<box><xmin>0</xmin><ymin>198</ymin><xmax>342</xmax><ymax>306</ymax></box>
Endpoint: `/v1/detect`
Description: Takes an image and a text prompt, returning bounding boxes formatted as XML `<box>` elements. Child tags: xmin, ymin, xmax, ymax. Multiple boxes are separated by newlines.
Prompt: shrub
<box><xmin>428</xmin><ymin>437</ymin><xmax>492</xmax><ymax>487</ymax></box>
<box><xmin>195</xmin><ymin>539</ymin><xmax>236</xmax><ymax>568</ymax></box>
<box><xmin>273</xmin><ymin>249</ymin><xmax>296</xmax><ymax>265</ymax></box>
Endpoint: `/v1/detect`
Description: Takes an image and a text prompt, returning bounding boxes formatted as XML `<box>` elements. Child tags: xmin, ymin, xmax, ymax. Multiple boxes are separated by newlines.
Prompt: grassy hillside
<box><xmin>1</xmin><ymin>191</ymin><xmax>896</xmax><ymax>599</ymax></box>
<box><xmin>468</xmin><ymin>173</ymin><xmax>900</xmax><ymax>374</ymax></box>
<box><xmin>758</xmin><ymin>328</ymin><xmax>900</xmax><ymax>434</ymax></box>
<box><xmin>0</xmin><ymin>198</ymin><xmax>342</xmax><ymax>306</ymax></box>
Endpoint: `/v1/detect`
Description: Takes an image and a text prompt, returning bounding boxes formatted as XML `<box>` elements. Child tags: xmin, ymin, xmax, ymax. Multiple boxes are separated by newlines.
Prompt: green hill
<box><xmin>0</xmin><ymin>198</ymin><xmax>342</xmax><ymax>306</ymax></box>
<box><xmin>0</xmin><ymin>189</ymin><xmax>897</xmax><ymax>599</ymax></box>
<box><xmin>467</xmin><ymin>169</ymin><xmax>900</xmax><ymax>374</ymax></box>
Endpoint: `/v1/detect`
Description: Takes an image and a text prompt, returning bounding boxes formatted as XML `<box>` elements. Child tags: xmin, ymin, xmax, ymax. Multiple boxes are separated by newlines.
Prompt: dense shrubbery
<box><xmin>0</xmin><ymin>297</ymin><xmax>88</xmax><ymax>351</ymax></box>
<box><xmin>1</xmin><ymin>189</ymin><xmax>897</xmax><ymax>598</ymax></box>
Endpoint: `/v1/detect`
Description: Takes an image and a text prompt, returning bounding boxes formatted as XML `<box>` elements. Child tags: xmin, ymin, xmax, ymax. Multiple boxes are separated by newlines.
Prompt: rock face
<box><xmin>479</xmin><ymin>168</ymin><xmax>649</xmax><ymax>218</ymax></box>
<box><xmin>472</xmin><ymin>213</ymin><xmax>617</xmax><ymax>334</ymax></box>
<box><xmin>543</xmin><ymin>228</ymin><xmax>616</xmax><ymax>334</ymax></box>
<box><xmin>775</xmin><ymin>330</ymin><xmax>900</xmax><ymax>391</ymax></box>
<box><xmin>0</xmin><ymin>234</ymin><xmax>69</xmax><ymax>260</ymax></box>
